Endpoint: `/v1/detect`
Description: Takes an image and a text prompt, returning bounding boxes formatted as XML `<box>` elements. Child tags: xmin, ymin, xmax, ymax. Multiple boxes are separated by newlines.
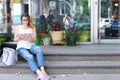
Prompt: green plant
<box><xmin>37</xmin><ymin>33</ymin><xmax>51</xmax><ymax>45</ymax></box>
<box><xmin>65</xmin><ymin>27</ymin><xmax>77</xmax><ymax>46</ymax></box>
<box><xmin>79</xmin><ymin>31</ymin><xmax>90</xmax><ymax>42</ymax></box>
<box><xmin>37</xmin><ymin>33</ymin><xmax>50</xmax><ymax>40</ymax></box>
<box><xmin>66</xmin><ymin>28</ymin><xmax>76</xmax><ymax>37</ymax></box>
<box><xmin>0</xmin><ymin>33</ymin><xmax>7</xmax><ymax>46</ymax></box>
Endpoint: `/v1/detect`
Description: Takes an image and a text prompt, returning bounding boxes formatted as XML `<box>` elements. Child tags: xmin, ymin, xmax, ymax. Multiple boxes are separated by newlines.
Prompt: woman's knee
<box><xmin>26</xmin><ymin>54</ymin><xmax>34</xmax><ymax>59</ymax></box>
<box><xmin>34</xmin><ymin>46</ymin><xmax>42</xmax><ymax>53</ymax></box>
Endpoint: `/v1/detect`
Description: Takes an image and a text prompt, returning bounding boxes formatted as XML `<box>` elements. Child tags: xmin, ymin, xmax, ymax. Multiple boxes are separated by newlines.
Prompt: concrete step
<box><xmin>18</xmin><ymin>49</ymin><xmax>120</xmax><ymax>61</ymax></box>
<box><xmin>1</xmin><ymin>61</ymin><xmax>120</xmax><ymax>74</ymax></box>
<box><xmin>46</xmin><ymin>61</ymin><xmax>120</xmax><ymax>74</ymax></box>
<box><xmin>0</xmin><ymin>74</ymin><xmax>120</xmax><ymax>80</ymax></box>
<box><xmin>43</xmin><ymin>45</ymin><xmax>120</xmax><ymax>61</ymax></box>
<box><xmin>45</xmin><ymin>55</ymin><xmax>120</xmax><ymax>61</ymax></box>
<box><xmin>2</xmin><ymin>48</ymin><xmax>120</xmax><ymax>61</ymax></box>
<box><xmin>2</xmin><ymin>42</ymin><xmax>120</xmax><ymax>61</ymax></box>
<box><xmin>1</xmin><ymin>42</ymin><xmax>120</xmax><ymax>74</ymax></box>
<box><xmin>1</xmin><ymin>74</ymin><xmax>120</xmax><ymax>80</ymax></box>
<box><xmin>14</xmin><ymin>48</ymin><xmax>120</xmax><ymax>61</ymax></box>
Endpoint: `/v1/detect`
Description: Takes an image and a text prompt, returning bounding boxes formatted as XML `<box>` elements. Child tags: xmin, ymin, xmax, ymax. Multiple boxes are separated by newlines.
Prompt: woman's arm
<box><xmin>14</xmin><ymin>26</ymin><xmax>36</xmax><ymax>43</ymax></box>
<box><xmin>21</xmin><ymin>28</ymin><xmax>36</xmax><ymax>43</ymax></box>
<box><xmin>29</xmin><ymin>28</ymin><xmax>36</xmax><ymax>42</ymax></box>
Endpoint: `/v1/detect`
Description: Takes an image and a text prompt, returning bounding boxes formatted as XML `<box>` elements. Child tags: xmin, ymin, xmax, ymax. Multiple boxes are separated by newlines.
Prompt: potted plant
<box><xmin>0</xmin><ymin>33</ymin><xmax>8</xmax><ymax>46</ymax></box>
<box><xmin>50</xmin><ymin>22</ymin><xmax>64</xmax><ymax>44</ymax></box>
<box><xmin>0</xmin><ymin>33</ymin><xmax>7</xmax><ymax>53</ymax></box>
<box><xmin>79</xmin><ymin>31</ymin><xmax>90</xmax><ymax>42</ymax></box>
<box><xmin>40</xmin><ymin>33</ymin><xmax>51</xmax><ymax>45</ymax></box>
<box><xmin>34</xmin><ymin>33</ymin><xmax>51</xmax><ymax>46</ymax></box>
<box><xmin>65</xmin><ymin>27</ymin><xmax>77</xmax><ymax>46</ymax></box>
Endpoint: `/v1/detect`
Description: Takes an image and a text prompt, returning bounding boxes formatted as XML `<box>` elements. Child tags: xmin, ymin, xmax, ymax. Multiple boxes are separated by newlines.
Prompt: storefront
<box><xmin>27</xmin><ymin>0</ymin><xmax>120</xmax><ymax>43</ymax></box>
<box><xmin>0</xmin><ymin>0</ymin><xmax>120</xmax><ymax>44</ymax></box>
<box><xmin>33</xmin><ymin>0</ymin><xmax>92</xmax><ymax>43</ymax></box>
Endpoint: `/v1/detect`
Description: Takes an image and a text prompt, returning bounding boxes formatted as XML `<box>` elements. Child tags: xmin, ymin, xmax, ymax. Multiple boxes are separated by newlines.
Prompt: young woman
<box><xmin>14</xmin><ymin>13</ymin><xmax>50</xmax><ymax>80</ymax></box>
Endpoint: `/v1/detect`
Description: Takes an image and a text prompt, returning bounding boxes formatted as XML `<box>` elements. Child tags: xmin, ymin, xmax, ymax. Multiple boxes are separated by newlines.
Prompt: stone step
<box><xmin>44</xmin><ymin>55</ymin><xmax>120</xmax><ymax>61</ymax></box>
<box><xmin>16</xmin><ymin>49</ymin><xmax>120</xmax><ymax>61</ymax></box>
<box><xmin>2</xmin><ymin>48</ymin><xmax>120</xmax><ymax>61</ymax></box>
<box><xmin>1</xmin><ymin>42</ymin><xmax>120</xmax><ymax>74</ymax></box>
<box><xmin>1</xmin><ymin>74</ymin><xmax>120</xmax><ymax>80</ymax></box>
<box><xmin>1</xmin><ymin>61</ymin><xmax>120</xmax><ymax>74</ymax></box>
<box><xmin>2</xmin><ymin>42</ymin><xmax>120</xmax><ymax>56</ymax></box>
<box><xmin>45</xmin><ymin>61</ymin><xmax>120</xmax><ymax>68</ymax></box>
<box><xmin>2</xmin><ymin>42</ymin><xmax>120</xmax><ymax>61</ymax></box>
<box><xmin>18</xmin><ymin>53</ymin><xmax>120</xmax><ymax>61</ymax></box>
<box><xmin>43</xmin><ymin>49</ymin><xmax>120</xmax><ymax>56</ymax></box>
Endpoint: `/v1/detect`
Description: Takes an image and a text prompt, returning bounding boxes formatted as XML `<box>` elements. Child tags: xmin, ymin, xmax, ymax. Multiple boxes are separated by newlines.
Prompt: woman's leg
<box><xmin>30</xmin><ymin>45</ymin><xmax>49</xmax><ymax>76</ymax></box>
<box><xmin>17</xmin><ymin>48</ymin><xmax>45</xmax><ymax>77</ymax></box>
<box><xmin>40</xmin><ymin>66</ymin><xmax>47</xmax><ymax>75</ymax></box>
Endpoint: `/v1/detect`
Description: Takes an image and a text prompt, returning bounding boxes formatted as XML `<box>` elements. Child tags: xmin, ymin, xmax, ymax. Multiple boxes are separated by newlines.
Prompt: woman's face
<box><xmin>22</xmin><ymin>17</ymin><xmax>29</xmax><ymax>25</ymax></box>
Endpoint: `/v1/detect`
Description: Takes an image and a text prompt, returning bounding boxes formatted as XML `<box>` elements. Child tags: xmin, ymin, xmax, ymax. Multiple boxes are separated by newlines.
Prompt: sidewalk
<box><xmin>0</xmin><ymin>74</ymin><xmax>120</xmax><ymax>80</ymax></box>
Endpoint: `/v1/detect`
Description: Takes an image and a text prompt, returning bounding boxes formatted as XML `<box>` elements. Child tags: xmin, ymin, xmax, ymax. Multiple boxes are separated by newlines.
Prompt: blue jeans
<box><xmin>17</xmin><ymin>45</ymin><xmax>44</xmax><ymax>71</ymax></box>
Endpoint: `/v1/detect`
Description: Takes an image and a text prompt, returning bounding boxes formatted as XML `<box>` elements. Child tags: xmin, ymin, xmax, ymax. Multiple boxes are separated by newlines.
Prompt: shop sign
<box><xmin>10</xmin><ymin>0</ymin><xmax>21</xmax><ymax>2</ymax></box>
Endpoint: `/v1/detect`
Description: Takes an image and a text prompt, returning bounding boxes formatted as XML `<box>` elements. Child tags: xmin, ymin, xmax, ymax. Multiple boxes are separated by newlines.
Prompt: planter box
<box><xmin>66</xmin><ymin>35</ymin><xmax>76</xmax><ymax>46</ymax></box>
<box><xmin>42</xmin><ymin>37</ymin><xmax>51</xmax><ymax>45</ymax></box>
<box><xmin>51</xmin><ymin>31</ymin><xmax>64</xmax><ymax>44</ymax></box>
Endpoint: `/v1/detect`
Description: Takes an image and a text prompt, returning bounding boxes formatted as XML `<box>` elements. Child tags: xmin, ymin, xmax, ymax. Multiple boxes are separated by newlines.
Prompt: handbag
<box><xmin>2</xmin><ymin>47</ymin><xmax>18</xmax><ymax>66</ymax></box>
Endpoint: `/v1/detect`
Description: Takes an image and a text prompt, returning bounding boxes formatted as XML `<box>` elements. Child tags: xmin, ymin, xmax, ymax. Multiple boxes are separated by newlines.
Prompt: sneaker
<box><xmin>45</xmin><ymin>75</ymin><xmax>50</xmax><ymax>80</ymax></box>
<box><xmin>38</xmin><ymin>75</ymin><xmax>46</xmax><ymax>80</ymax></box>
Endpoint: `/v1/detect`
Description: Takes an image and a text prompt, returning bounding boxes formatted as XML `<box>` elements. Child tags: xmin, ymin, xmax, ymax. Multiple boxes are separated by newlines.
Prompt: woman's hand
<box><xmin>22</xmin><ymin>34</ymin><xmax>34</xmax><ymax>42</ymax></box>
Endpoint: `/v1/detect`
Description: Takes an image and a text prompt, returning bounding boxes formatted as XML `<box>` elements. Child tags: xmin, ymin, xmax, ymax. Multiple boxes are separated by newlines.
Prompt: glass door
<box><xmin>99</xmin><ymin>0</ymin><xmax>120</xmax><ymax>43</ymax></box>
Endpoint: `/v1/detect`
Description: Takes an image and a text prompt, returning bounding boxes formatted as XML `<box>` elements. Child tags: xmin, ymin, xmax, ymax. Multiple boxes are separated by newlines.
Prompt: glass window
<box><xmin>99</xmin><ymin>0</ymin><xmax>120</xmax><ymax>39</ymax></box>
<box><xmin>36</xmin><ymin>0</ymin><xmax>91</xmax><ymax>42</ymax></box>
<box><xmin>73</xmin><ymin>0</ymin><xmax>91</xmax><ymax>42</ymax></box>
<box><xmin>59</xmin><ymin>2</ymin><xmax>66</xmax><ymax>15</ymax></box>
<box><xmin>52</xmin><ymin>0</ymin><xmax>91</xmax><ymax>42</ymax></box>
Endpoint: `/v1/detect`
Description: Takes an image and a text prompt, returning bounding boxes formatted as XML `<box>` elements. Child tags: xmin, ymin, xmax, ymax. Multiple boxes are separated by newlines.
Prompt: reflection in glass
<box><xmin>59</xmin><ymin>0</ymin><xmax>91</xmax><ymax>42</ymax></box>
<box><xmin>74</xmin><ymin>0</ymin><xmax>91</xmax><ymax>42</ymax></box>
<box><xmin>100</xmin><ymin>0</ymin><xmax>120</xmax><ymax>39</ymax></box>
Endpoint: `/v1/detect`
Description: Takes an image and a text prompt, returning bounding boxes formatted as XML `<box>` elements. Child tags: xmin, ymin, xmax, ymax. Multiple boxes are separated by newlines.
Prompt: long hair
<box><xmin>21</xmin><ymin>13</ymin><xmax>35</xmax><ymax>29</ymax></box>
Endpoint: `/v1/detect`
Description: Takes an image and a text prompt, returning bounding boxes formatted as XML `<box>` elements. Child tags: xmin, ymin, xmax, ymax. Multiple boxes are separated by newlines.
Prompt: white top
<box><xmin>16</xmin><ymin>25</ymin><xmax>34</xmax><ymax>50</ymax></box>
